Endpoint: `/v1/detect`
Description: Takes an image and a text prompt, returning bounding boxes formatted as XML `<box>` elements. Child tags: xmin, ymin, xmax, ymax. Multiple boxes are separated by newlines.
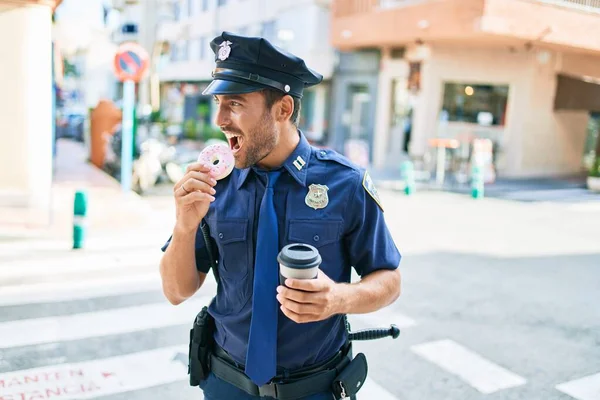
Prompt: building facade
<box><xmin>155</xmin><ymin>0</ymin><xmax>335</xmax><ymax>145</ymax></box>
<box><xmin>0</xmin><ymin>0</ymin><xmax>61</xmax><ymax>209</ymax></box>
<box><xmin>330</xmin><ymin>0</ymin><xmax>600</xmax><ymax>178</ymax></box>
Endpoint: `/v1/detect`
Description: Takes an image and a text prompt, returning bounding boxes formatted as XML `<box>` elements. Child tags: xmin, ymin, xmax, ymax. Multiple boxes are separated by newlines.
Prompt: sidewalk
<box><xmin>0</xmin><ymin>139</ymin><xmax>154</xmax><ymax>243</ymax></box>
<box><xmin>370</xmin><ymin>165</ymin><xmax>597</xmax><ymax>203</ymax></box>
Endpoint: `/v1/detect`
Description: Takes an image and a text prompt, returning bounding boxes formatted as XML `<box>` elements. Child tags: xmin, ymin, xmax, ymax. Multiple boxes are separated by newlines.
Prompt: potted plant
<box><xmin>587</xmin><ymin>154</ymin><xmax>600</xmax><ymax>192</ymax></box>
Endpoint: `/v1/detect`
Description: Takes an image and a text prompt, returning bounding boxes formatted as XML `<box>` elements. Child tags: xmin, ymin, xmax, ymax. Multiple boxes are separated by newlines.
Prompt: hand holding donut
<box><xmin>173</xmin><ymin>163</ymin><xmax>217</xmax><ymax>233</ymax></box>
<box><xmin>173</xmin><ymin>143</ymin><xmax>234</xmax><ymax>233</ymax></box>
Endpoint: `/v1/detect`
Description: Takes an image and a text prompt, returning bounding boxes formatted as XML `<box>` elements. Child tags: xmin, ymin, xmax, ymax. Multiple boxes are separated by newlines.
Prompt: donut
<box><xmin>197</xmin><ymin>142</ymin><xmax>235</xmax><ymax>180</ymax></box>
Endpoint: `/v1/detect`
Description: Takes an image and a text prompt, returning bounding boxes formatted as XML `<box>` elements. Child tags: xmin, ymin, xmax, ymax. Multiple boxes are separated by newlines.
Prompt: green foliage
<box><xmin>589</xmin><ymin>156</ymin><xmax>600</xmax><ymax>178</ymax></box>
<box><xmin>149</xmin><ymin>110</ymin><xmax>165</xmax><ymax>123</ymax></box>
<box><xmin>201</xmin><ymin>126</ymin><xmax>226</xmax><ymax>142</ymax></box>
<box><xmin>63</xmin><ymin>59</ymin><xmax>79</xmax><ymax>77</ymax></box>
<box><xmin>183</xmin><ymin>119</ymin><xmax>199</xmax><ymax>140</ymax></box>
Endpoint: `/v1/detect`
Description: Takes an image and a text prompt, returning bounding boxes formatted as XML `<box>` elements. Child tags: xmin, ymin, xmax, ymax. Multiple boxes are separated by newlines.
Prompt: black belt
<box><xmin>210</xmin><ymin>345</ymin><xmax>351</xmax><ymax>399</ymax></box>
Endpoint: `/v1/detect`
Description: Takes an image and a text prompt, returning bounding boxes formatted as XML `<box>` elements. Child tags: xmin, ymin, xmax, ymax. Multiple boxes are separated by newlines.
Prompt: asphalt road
<box><xmin>0</xmin><ymin>188</ymin><xmax>598</xmax><ymax>400</ymax></box>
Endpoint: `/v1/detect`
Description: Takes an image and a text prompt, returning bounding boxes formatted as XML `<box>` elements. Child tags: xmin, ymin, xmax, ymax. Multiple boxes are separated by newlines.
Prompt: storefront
<box><xmin>374</xmin><ymin>44</ymin><xmax>596</xmax><ymax>178</ymax></box>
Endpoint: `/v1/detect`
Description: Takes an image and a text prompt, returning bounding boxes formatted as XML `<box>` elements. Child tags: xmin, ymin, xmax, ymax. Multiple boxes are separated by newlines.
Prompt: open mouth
<box><xmin>226</xmin><ymin>134</ymin><xmax>244</xmax><ymax>155</ymax></box>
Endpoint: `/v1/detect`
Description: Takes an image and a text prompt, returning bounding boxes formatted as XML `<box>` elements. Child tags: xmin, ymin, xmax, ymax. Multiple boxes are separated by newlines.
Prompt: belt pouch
<box><xmin>331</xmin><ymin>352</ymin><xmax>368</xmax><ymax>399</ymax></box>
<box><xmin>189</xmin><ymin>306</ymin><xmax>215</xmax><ymax>386</ymax></box>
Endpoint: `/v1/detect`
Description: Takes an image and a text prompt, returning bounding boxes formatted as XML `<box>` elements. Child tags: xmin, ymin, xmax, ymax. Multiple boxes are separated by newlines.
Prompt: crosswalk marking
<box><xmin>411</xmin><ymin>339</ymin><xmax>526</xmax><ymax>394</ymax></box>
<box><xmin>351</xmin><ymin>308</ymin><xmax>417</xmax><ymax>330</ymax></box>
<box><xmin>0</xmin><ymin>296</ymin><xmax>211</xmax><ymax>349</ymax></box>
<box><xmin>359</xmin><ymin>377</ymin><xmax>399</xmax><ymax>399</ymax></box>
<box><xmin>0</xmin><ymin>250</ymin><xmax>159</xmax><ymax>280</ymax></box>
<box><xmin>0</xmin><ymin>341</ymin><xmax>397</xmax><ymax>400</ymax></box>
<box><xmin>0</xmin><ymin>264</ymin><xmax>412</xmax><ymax>399</ymax></box>
<box><xmin>556</xmin><ymin>372</ymin><xmax>600</xmax><ymax>400</ymax></box>
<box><xmin>0</xmin><ymin>273</ymin><xmax>162</xmax><ymax>306</ymax></box>
<box><xmin>0</xmin><ymin>345</ymin><xmax>188</xmax><ymax>399</ymax></box>
<box><xmin>0</xmin><ymin>235</ymin><xmax>164</xmax><ymax>259</ymax></box>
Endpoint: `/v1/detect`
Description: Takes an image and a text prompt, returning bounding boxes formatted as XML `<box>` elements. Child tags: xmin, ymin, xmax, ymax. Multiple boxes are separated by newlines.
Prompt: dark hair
<box><xmin>261</xmin><ymin>89</ymin><xmax>301</xmax><ymax>127</ymax></box>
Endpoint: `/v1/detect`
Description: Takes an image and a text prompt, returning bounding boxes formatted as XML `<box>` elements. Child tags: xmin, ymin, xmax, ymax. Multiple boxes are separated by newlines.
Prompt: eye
<box><xmin>213</xmin><ymin>96</ymin><xmax>220</xmax><ymax>105</ymax></box>
<box><xmin>230</xmin><ymin>101</ymin><xmax>241</xmax><ymax>107</ymax></box>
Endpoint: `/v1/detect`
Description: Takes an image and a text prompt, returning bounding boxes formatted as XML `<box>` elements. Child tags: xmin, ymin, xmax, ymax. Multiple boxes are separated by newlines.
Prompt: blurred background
<box><xmin>0</xmin><ymin>1</ymin><xmax>599</xmax><ymax>399</ymax></box>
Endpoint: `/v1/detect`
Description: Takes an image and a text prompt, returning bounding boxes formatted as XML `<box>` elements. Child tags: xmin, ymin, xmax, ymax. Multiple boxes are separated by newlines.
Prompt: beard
<box><xmin>234</xmin><ymin>111</ymin><xmax>278</xmax><ymax>169</ymax></box>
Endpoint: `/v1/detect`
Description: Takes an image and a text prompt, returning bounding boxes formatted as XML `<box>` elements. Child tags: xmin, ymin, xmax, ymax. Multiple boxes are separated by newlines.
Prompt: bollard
<box><xmin>73</xmin><ymin>190</ymin><xmax>88</xmax><ymax>249</ymax></box>
<box><xmin>400</xmin><ymin>160</ymin><xmax>415</xmax><ymax>196</ymax></box>
<box><xmin>471</xmin><ymin>164</ymin><xmax>484</xmax><ymax>199</ymax></box>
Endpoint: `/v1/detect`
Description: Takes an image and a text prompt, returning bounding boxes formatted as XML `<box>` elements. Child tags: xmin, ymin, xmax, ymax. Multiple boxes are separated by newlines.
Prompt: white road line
<box><xmin>0</xmin><ymin>273</ymin><xmax>219</xmax><ymax>307</ymax></box>
<box><xmin>0</xmin><ymin>235</ymin><xmax>165</xmax><ymax>258</ymax></box>
<box><xmin>556</xmin><ymin>372</ymin><xmax>600</xmax><ymax>400</ymax></box>
<box><xmin>0</xmin><ymin>344</ymin><xmax>395</xmax><ymax>400</ymax></box>
<box><xmin>0</xmin><ymin>273</ymin><xmax>163</xmax><ymax>306</ymax></box>
<box><xmin>351</xmin><ymin>308</ymin><xmax>417</xmax><ymax>330</ymax></box>
<box><xmin>0</xmin><ymin>250</ymin><xmax>159</xmax><ymax>280</ymax></box>
<box><xmin>411</xmin><ymin>339</ymin><xmax>526</xmax><ymax>394</ymax></box>
<box><xmin>0</xmin><ymin>345</ymin><xmax>189</xmax><ymax>399</ymax></box>
<box><xmin>359</xmin><ymin>377</ymin><xmax>399</xmax><ymax>400</ymax></box>
<box><xmin>0</xmin><ymin>296</ymin><xmax>211</xmax><ymax>349</ymax></box>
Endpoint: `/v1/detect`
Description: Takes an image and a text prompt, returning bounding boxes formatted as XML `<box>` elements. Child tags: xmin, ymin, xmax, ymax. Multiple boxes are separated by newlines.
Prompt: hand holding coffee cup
<box><xmin>277</xmin><ymin>243</ymin><xmax>322</xmax><ymax>286</ymax></box>
<box><xmin>276</xmin><ymin>244</ymin><xmax>343</xmax><ymax>324</ymax></box>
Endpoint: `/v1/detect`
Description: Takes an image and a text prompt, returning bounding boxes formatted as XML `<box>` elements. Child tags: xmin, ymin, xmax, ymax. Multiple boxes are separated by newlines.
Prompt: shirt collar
<box><xmin>236</xmin><ymin>130</ymin><xmax>311</xmax><ymax>190</ymax></box>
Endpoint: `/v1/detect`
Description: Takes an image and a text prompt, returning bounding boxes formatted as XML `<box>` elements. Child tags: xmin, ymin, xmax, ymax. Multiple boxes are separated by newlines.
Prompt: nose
<box><xmin>213</xmin><ymin>103</ymin><xmax>230</xmax><ymax>128</ymax></box>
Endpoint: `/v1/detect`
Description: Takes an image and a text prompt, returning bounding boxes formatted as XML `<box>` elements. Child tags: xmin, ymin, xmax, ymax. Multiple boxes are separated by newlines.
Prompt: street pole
<box><xmin>121</xmin><ymin>80</ymin><xmax>135</xmax><ymax>193</ymax></box>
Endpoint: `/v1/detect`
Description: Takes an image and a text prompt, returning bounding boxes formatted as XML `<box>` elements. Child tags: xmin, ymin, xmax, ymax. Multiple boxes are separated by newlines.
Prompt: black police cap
<box><xmin>202</xmin><ymin>32</ymin><xmax>323</xmax><ymax>99</ymax></box>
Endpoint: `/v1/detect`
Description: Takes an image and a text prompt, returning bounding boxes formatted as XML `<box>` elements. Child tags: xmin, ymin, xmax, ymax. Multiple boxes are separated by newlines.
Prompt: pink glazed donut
<box><xmin>198</xmin><ymin>143</ymin><xmax>235</xmax><ymax>180</ymax></box>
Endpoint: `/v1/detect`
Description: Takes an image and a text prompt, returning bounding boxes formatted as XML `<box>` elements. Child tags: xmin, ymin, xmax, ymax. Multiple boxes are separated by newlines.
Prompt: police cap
<box><xmin>202</xmin><ymin>32</ymin><xmax>323</xmax><ymax>99</ymax></box>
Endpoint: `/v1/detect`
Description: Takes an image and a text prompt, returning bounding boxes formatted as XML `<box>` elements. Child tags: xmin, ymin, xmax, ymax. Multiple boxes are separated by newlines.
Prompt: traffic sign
<box><xmin>113</xmin><ymin>42</ymin><xmax>149</xmax><ymax>83</ymax></box>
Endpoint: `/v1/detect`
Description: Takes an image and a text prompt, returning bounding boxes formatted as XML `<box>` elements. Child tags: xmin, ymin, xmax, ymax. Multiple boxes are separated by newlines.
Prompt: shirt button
<box><xmin>218</xmin><ymin>233</ymin><xmax>224</xmax><ymax>239</ymax></box>
<box><xmin>313</xmin><ymin>235</ymin><xmax>319</xmax><ymax>242</ymax></box>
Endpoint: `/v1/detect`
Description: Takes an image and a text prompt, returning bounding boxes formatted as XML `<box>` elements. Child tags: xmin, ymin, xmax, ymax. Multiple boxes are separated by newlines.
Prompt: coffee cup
<box><xmin>277</xmin><ymin>243</ymin><xmax>321</xmax><ymax>286</ymax></box>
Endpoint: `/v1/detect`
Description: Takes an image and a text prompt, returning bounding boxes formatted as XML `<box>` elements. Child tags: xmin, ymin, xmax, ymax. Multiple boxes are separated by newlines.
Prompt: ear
<box><xmin>275</xmin><ymin>95</ymin><xmax>294</xmax><ymax>123</ymax></box>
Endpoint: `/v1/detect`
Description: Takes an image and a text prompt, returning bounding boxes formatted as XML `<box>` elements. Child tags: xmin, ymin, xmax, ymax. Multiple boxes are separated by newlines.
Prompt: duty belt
<box><xmin>210</xmin><ymin>344</ymin><xmax>351</xmax><ymax>399</ymax></box>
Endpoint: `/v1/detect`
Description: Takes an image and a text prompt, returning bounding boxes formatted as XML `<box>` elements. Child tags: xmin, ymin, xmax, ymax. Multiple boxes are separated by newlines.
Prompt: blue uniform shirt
<box><xmin>162</xmin><ymin>131</ymin><xmax>401</xmax><ymax>372</ymax></box>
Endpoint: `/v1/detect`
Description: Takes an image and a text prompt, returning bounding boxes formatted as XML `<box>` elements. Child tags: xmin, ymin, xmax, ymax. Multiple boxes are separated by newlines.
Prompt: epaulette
<box><xmin>313</xmin><ymin>147</ymin><xmax>359</xmax><ymax>171</ymax></box>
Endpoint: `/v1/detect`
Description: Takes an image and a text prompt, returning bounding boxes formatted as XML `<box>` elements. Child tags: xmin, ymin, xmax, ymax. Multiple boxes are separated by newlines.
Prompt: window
<box><xmin>202</xmin><ymin>0</ymin><xmax>209</xmax><ymax>11</ymax></box>
<box><xmin>218</xmin><ymin>0</ymin><xmax>227</xmax><ymax>6</ymax></box>
<box><xmin>441</xmin><ymin>83</ymin><xmax>509</xmax><ymax>126</ymax></box>
<box><xmin>173</xmin><ymin>2</ymin><xmax>181</xmax><ymax>20</ymax></box>
<box><xmin>181</xmin><ymin>40</ymin><xmax>189</xmax><ymax>61</ymax></box>
<box><xmin>187</xmin><ymin>0</ymin><xmax>194</xmax><ymax>16</ymax></box>
<box><xmin>170</xmin><ymin>44</ymin><xmax>179</xmax><ymax>62</ymax></box>
<box><xmin>172</xmin><ymin>40</ymin><xmax>189</xmax><ymax>62</ymax></box>
<box><xmin>121</xmin><ymin>23</ymin><xmax>138</xmax><ymax>34</ymax></box>
<box><xmin>199</xmin><ymin>36</ymin><xmax>207</xmax><ymax>60</ymax></box>
<box><xmin>300</xmin><ymin>90</ymin><xmax>316</xmax><ymax>131</ymax></box>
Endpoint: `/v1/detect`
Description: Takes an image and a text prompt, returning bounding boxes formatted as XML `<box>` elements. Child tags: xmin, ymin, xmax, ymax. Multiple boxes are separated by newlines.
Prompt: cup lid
<box><xmin>277</xmin><ymin>243</ymin><xmax>321</xmax><ymax>269</ymax></box>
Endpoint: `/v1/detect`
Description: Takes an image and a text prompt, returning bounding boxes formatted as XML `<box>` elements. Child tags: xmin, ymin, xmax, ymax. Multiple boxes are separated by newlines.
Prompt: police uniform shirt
<box><xmin>161</xmin><ymin>131</ymin><xmax>401</xmax><ymax>373</ymax></box>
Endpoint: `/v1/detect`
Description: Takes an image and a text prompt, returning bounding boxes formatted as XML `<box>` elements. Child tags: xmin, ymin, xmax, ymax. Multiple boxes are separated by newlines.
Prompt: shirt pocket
<box><xmin>287</xmin><ymin>219</ymin><xmax>342</xmax><ymax>249</ymax></box>
<box><xmin>213</xmin><ymin>218</ymin><xmax>250</xmax><ymax>280</ymax></box>
<box><xmin>211</xmin><ymin>218</ymin><xmax>252</xmax><ymax>316</ymax></box>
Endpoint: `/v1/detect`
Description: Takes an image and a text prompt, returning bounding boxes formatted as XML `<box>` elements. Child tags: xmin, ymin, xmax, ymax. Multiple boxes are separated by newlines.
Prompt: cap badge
<box><xmin>305</xmin><ymin>184</ymin><xmax>329</xmax><ymax>210</ymax></box>
<box><xmin>218</xmin><ymin>41</ymin><xmax>232</xmax><ymax>61</ymax></box>
<box><xmin>284</xmin><ymin>84</ymin><xmax>291</xmax><ymax>93</ymax></box>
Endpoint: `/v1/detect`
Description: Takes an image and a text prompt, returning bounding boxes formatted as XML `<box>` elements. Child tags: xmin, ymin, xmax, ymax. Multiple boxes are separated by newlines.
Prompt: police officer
<box><xmin>160</xmin><ymin>32</ymin><xmax>402</xmax><ymax>400</ymax></box>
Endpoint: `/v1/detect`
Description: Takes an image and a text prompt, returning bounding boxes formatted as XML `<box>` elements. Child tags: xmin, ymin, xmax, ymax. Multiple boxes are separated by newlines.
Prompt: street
<box><xmin>0</xmin><ymin>188</ymin><xmax>599</xmax><ymax>400</ymax></box>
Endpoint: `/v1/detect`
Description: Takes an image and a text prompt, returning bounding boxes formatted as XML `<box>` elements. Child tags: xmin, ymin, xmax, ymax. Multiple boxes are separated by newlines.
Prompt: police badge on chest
<box><xmin>305</xmin><ymin>184</ymin><xmax>329</xmax><ymax>210</ymax></box>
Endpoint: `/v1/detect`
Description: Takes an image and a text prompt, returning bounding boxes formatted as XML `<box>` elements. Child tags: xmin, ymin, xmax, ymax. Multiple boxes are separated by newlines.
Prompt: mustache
<box><xmin>221</xmin><ymin>127</ymin><xmax>243</xmax><ymax>136</ymax></box>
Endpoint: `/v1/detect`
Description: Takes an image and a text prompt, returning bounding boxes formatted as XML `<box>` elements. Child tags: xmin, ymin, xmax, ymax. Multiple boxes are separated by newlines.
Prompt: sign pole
<box><xmin>121</xmin><ymin>80</ymin><xmax>135</xmax><ymax>193</ymax></box>
<box><xmin>113</xmin><ymin>42</ymin><xmax>149</xmax><ymax>193</ymax></box>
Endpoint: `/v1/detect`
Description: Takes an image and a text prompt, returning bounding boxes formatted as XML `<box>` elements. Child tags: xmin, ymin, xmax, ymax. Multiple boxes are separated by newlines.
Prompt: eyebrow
<box><xmin>215</xmin><ymin>94</ymin><xmax>247</xmax><ymax>102</ymax></box>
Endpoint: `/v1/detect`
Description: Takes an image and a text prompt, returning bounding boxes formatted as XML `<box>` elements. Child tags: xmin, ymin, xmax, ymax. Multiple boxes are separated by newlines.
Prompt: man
<box><xmin>160</xmin><ymin>32</ymin><xmax>401</xmax><ymax>400</ymax></box>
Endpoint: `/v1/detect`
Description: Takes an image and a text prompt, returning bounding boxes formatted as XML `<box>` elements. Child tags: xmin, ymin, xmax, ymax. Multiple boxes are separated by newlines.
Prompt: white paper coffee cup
<box><xmin>277</xmin><ymin>243</ymin><xmax>321</xmax><ymax>286</ymax></box>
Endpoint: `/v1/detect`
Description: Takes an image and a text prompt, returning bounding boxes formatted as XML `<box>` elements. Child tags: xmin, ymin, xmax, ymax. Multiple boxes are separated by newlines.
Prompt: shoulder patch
<box><xmin>362</xmin><ymin>171</ymin><xmax>384</xmax><ymax>212</ymax></box>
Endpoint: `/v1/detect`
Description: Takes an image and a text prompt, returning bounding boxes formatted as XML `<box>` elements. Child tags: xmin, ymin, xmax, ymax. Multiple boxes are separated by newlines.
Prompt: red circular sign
<box><xmin>113</xmin><ymin>42</ymin><xmax>149</xmax><ymax>83</ymax></box>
